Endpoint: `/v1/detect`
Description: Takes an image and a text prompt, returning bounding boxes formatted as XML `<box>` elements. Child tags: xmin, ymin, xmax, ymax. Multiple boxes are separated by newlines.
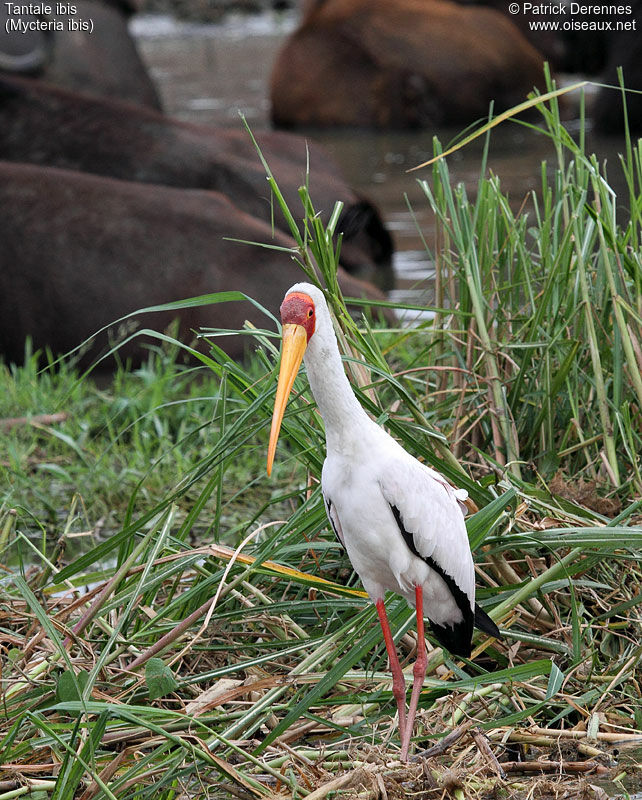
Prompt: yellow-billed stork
<box><xmin>267</xmin><ymin>282</ymin><xmax>500</xmax><ymax>760</ymax></box>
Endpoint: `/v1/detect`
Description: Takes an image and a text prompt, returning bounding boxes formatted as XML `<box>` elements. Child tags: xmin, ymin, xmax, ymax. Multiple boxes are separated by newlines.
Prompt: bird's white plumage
<box><xmin>288</xmin><ymin>283</ymin><xmax>475</xmax><ymax>632</ymax></box>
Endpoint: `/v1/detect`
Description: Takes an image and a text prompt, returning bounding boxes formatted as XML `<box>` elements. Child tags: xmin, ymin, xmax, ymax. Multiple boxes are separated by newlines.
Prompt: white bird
<box><xmin>266</xmin><ymin>282</ymin><xmax>500</xmax><ymax>761</ymax></box>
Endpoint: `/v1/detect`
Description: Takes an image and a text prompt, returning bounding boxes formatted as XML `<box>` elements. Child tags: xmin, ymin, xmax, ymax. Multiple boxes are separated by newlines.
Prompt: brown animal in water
<box><xmin>0</xmin><ymin>76</ymin><xmax>393</xmax><ymax>287</ymax></box>
<box><xmin>271</xmin><ymin>0</ymin><xmax>545</xmax><ymax>129</ymax></box>
<box><xmin>0</xmin><ymin>162</ymin><xmax>391</xmax><ymax>366</ymax></box>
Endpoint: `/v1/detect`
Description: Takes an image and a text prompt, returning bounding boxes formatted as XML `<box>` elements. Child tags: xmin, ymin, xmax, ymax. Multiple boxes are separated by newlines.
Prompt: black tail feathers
<box><xmin>474</xmin><ymin>603</ymin><xmax>501</xmax><ymax>639</ymax></box>
<box><xmin>431</xmin><ymin>604</ymin><xmax>500</xmax><ymax>659</ymax></box>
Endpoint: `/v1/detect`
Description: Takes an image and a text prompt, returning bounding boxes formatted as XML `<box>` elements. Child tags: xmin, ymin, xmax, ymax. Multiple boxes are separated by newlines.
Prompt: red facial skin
<box><xmin>280</xmin><ymin>291</ymin><xmax>316</xmax><ymax>341</ymax></box>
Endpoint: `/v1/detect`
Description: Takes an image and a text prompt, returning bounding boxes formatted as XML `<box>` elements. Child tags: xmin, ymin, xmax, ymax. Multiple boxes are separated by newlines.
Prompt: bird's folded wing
<box><xmin>376</xmin><ymin>457</ymin><xmax>475</xmax><ymax>605</ymax></box>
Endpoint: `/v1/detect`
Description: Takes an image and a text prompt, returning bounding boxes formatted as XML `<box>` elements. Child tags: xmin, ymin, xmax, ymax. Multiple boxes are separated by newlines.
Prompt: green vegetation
<box><xmin>421</xmin><ymin>94</ymin><xmax>642</xmax><ymax>495</ymax></box>
<box><xmin>1</xmin><ymin>94</ymin><xmax>641</xmax><ymax>799</ymax></box>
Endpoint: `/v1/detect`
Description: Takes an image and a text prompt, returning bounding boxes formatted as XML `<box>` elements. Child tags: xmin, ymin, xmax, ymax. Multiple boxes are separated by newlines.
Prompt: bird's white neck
<box><xmin>303</xmin><ymin>305</ymin><xmax>374</xmax><ymax>454</ymax></box>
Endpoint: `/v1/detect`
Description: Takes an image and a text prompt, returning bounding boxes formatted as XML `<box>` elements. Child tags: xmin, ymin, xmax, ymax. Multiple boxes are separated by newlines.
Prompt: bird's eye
<box><xmin>307</xmin><ymin>309</ymin><xmax>313</xmax><ymax>318</ymax></box>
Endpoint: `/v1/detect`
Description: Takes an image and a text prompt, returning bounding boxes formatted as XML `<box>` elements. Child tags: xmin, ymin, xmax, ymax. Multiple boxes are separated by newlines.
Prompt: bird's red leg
<box><xmin>400</xmin><ymin>585</ymin><xmax>428</xmax><ymax>761</ymax></box>
<box><xmin>375</xmin><ymin>598</ymin><xmax>407</xmax><ymax>746</ymax></box>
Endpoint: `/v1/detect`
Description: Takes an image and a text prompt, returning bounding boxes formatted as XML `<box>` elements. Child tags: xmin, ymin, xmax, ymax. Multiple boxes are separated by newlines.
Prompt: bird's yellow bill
<box><xmin>267</xmin><ymin>323</ymin><xmax>308</xmax><ymax>476</ymax></box>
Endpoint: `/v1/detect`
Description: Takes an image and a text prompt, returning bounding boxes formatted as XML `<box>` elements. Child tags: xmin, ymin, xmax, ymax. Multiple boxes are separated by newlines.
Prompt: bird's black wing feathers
<box><xmin>324</xmin><ymin>496</ymin><xmax>346</xmax><ymax>551</ymax></box>
<box><xmin>389</xmin><ymin>503</ymin><xmax>500</xmax><ymax>657</ymax></box>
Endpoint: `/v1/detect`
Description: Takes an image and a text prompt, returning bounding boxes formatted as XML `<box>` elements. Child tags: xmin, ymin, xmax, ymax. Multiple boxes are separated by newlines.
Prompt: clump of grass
<box><xmin>0</xmin><ymin>338</ymin><xmax>282</xmax><ymax>553</ymax></box>
<box><xmin>1</xmin><ymin>92</ymin><xmax>641</xmax><ymax>800</ymax></box>
<box><xmin>416</xmin><ymin>80</ymin><xmax>642</xmax><ymax>500</ymax></box>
